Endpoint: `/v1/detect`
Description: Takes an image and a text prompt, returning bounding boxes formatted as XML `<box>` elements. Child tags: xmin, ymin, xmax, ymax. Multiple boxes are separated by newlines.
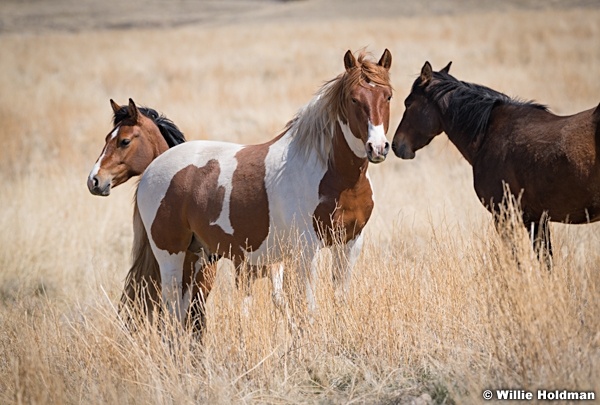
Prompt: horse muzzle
<box><xmin>87</xmin><ymin>175</ymin><xmax>111</xmax><ymax>196</ymax></box>
<box><xmin>366</xmin><ymin>141</ymin><xmax>390</xmax><ymax>164</ymax></box>
<box><xmin>391</xmin><ymin>141</ymin><xmax>416</xmax><ymax>160</ymax></box>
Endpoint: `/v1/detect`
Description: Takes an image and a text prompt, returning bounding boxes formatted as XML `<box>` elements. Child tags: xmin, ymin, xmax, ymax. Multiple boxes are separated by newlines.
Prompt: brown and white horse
<box><xmin>130</xmin><ymin>49</ymin><xmax>393</xmax><ymax>326</ymax></box>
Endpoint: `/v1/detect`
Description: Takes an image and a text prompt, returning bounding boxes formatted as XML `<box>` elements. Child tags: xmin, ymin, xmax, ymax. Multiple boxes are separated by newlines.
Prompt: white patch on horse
<box><xmin>367</xmin><ymin>121</ymin><xmax>387</xmax><ymax>147</ymax></box>
<box><xmin>89</xmin><ymin>126</ymin><xmax>119</xmax><ymax>180</ymax></box>
<box><xmin>149</xmin><ymin>248</ymin><xmax>187</xmax><ymax>322</ymax></box>
<box><xmin>338</xmin><ymin>119</ymin><xmax>367</xmax><ymax>158</ymax></box>
<box><xmin>211</xmin><ymin>153</ymin><xmax>241</xmax><ymax>235</ymax></box>
<box><xmin>138</xmin><ymin>141</ymin><xmax>242</xmax><ymax>231</ymax></box>
<box><xmin>245</xmin><ymin>131</ymin><xmax>326</xmax><ymax>264</ymax></box>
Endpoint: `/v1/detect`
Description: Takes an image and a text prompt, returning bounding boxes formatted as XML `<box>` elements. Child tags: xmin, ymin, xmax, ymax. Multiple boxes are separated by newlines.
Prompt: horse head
<box><xmin>391</xmin><ymin>61</ymin><xmax>450</xmax><ymax>159</ymax></box>
<box><xmin>338</xmin><ymin>49</ymin><xmax>393</xmax><ymax>163</ymax></box>
<box><xmin>87</xmin><ymin>98</ymin><xmax>170</xmax><ymax>196</ymax></box>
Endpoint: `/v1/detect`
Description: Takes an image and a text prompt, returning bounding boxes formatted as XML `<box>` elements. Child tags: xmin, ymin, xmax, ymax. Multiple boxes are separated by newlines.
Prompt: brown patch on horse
<box><xmin>313</xmin><ymin>122</ymin><xmax>374</xmax><ymax>245</ymax></box>
<box><xmin>152</xmin><ymin>146</ymin><xmax>274</xmax><ymax>261</ymax></box>
<box><xmin>151</xmin><ymin>160</ymin><xmax>226</xmax><ymax>255</ymax></box>
<box><xmin>230</xmin><ymin>144</ymin><xmax>271</xmax><ymax>251</ymax></box>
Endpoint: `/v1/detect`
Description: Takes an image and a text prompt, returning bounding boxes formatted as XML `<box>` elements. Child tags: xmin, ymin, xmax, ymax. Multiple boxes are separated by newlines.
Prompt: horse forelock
<box><xmin>112</xmin><ymin>105</ymin><xmax>186</xmax><ymax>148</ymax></box>
<box><xmin>288</xmin><ymin>52</ymin><xmax>392</xmax><ymax>165</ymax></box>
<box><xmin>328</xmin><ymin>51</ymin><xmax>392</xmax><ymax>123</ymax></box>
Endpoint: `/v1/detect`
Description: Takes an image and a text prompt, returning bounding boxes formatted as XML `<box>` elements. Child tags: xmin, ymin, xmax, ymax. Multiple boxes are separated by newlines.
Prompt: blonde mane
<box><xmin>286</xmin><ymin>51</ymin><xmax>392</xmax><ymax>165</ymax></box>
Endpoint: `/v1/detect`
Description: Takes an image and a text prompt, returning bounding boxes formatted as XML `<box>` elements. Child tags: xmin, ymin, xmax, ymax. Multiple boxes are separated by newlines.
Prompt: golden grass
<box><xmin>1</xmin><ymin>7</ymin><xmax>600</xmax><ymax>404</ymax></box>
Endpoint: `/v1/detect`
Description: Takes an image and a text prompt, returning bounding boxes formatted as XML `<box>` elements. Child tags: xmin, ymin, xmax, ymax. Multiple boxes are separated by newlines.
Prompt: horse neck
<box><xmin>146</xmin><ymin>124</ymin><xmax>170</xmax><ymax>159</ymax></box>
<box><xmin>284</xmin><ymin>88</ymin><xmax>368</xmax><ymax>184</ymax></box>
<box><xmin>129</xmin><ymin>124</ymin><xmax>170</xmax><ymax>176</ymax></box>
<box><xmin>437</xmin><ymin>96</ymin><xmax>480</xmax><ymax>165</ymax></box>
<box><xmin>327</xmin><ymin>121</ymin><xmax>369</xmax><ymax>186</ymax></box>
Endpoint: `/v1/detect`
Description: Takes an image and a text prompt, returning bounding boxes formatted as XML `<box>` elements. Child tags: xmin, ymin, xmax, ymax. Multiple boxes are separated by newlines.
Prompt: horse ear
<box><xmin>110</xmin><ymin>99</ymin><xmax>121</xmax><ymax>114</ymax></box>
<box><xmin>441</xmin><ymin>61</ymin><xmax>452</xmax><ymax>74</ymax></box>
<box><xmin>344</xmin><ymin>50</ymin><xmax>357</xmax><ymax>71</ymax></box>
<box><xmin>127</xmin><ymin>98</ymin><xmax>139</xmax><ymax>121</ymax></box>
<box><xmin>378</xmin><ymin>49</ymin><xmax>392</xmax><ymax>70</ymax></box>
<box><xmin>420</xmin><ymin>61</ymin><xmax>433</xmax><ymax>85</ymax></box>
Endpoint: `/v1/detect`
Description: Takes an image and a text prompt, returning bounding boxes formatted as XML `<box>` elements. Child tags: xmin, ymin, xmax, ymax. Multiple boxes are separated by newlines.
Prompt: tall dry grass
<box><xmin>1</xmin><ymin>7</ymin><xmax>600</xmax><ymax>404</ymax></box>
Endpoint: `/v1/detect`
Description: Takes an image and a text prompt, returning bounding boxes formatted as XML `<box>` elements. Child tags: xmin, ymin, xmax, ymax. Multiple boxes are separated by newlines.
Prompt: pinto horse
<box><xmin>392</xmin><ymin>61</ymin><xmax>600</xmax><ymax>261</ymax></box>
<box><xmin>129</xmin><ymin>49</ymin><xmax>393</xmax><ymax>327</ymax></box>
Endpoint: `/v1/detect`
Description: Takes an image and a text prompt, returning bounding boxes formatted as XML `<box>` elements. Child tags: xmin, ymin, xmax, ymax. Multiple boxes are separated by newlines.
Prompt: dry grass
<box><xmin>1</xmin><ymin>5</ymin><xmax>600</xmax><ymax>404</ymax></box>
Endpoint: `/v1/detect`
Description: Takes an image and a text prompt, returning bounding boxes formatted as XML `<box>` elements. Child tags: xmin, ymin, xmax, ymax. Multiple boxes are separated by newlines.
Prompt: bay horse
<box><xmin>392</xmin><ymin>61</ymin><xmax>600</xmax><ymax>262</ymax></box>
<box><xmin>129</xmin><ymin>49</ymin><xmax>393</xmax><ymax>328</ymax></box>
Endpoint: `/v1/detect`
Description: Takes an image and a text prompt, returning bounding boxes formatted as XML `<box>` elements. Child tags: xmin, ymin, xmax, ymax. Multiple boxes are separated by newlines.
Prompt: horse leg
<box><xmin>297</xmin><ymin>245</ymin><xmax>320</xmax><ymax>314</ymax></box>
<box><xmin>270</xmin><ymin>262</ymin><xmax>286</xmax><ymax>310</ymax></box>
<box><xmin>187</xmin><ymin>254</ymin><xmax>219</xmax><ymax>336</ymax></box>
<box><xmin>527</xmin><ymin>214</ymin><xmax>553</xmax><ymax>268</ymax></box>
<box><xmin>154</xmin><ymin>249</ymin><xmax>188</xmax><ymax>324</ymax></box>
<box><xmin>331</xmin><ymin>233</ymin><xmax>364</xmax><ymax>302</ymax></box>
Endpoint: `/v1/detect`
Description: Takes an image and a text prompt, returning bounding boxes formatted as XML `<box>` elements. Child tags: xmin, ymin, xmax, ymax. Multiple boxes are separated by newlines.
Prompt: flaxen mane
<box><xmin>424</xmin><ymin>70</ymin><xmax>547</xmax><ymax>141</ymax></box>
<box><xmin>286</xmin><ymin>51</ymin><xmax>392</xmax><ymax>164</ymax></box>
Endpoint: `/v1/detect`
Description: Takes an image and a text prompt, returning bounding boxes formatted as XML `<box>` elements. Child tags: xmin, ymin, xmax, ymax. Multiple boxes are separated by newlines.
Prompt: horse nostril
<box><xmin>92</xmin><ymin>176</ymin><xmax>99</xmax><ymax>188</ymax></box>
<box><xmin>366</xmin><ymin>142</ymin><xmax>374</xmax><ymax>153</ymax></box>
<box><xmin>384</xmin><ymin>142</ymin><xmax>390</xmax><ymax>153</ymax></box>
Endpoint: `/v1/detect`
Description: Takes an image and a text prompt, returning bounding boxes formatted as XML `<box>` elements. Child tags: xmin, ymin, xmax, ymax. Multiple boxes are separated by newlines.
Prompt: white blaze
<box><xmin>367</xmin><ymin>121</ymin><xmax>387</xmax><ymax>150</ymax></box>
<box><xmin>89</xmin><ymin>126</ymin><xmax>119</xmax><ymax>180</ymax></box>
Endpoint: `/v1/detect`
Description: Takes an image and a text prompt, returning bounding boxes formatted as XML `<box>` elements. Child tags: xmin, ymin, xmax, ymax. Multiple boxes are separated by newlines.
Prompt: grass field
<box><xmin>1</xmin><ymin>2</ymin><xmax>600</xmax><ymax>403</ymax></box>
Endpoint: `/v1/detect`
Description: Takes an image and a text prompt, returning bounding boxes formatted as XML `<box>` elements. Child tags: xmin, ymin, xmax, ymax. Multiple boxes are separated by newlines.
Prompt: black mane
<box><xmin>113</xmin><ymin>106</ymin><xmax>186</xmax><ymax>148</ymax></box>
<box><xmin>424</xmin><ymin>71</ymin><xmax>548</xmax><ymax>141</ymax></box>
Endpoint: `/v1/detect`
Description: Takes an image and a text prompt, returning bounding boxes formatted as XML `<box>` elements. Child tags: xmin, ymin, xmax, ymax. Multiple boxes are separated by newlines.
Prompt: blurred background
<box><xmin>1</xmin><ymin>1</ymin><xmax>599</xmax><ymax>403</ymax></box>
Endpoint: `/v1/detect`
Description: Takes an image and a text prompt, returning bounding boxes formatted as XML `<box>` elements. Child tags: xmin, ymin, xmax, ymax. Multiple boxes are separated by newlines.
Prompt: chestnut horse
<box><xmin>87</xmin><ymin>100</ymin><xmax>203</xmax><ymax>318</ymax></box>
<box><xmin>88</xmin><ymin>99</ymin><xmax>186</xmax><ymax>196</ymax></box>
<box><xmin>392</xmin><ymin>61</ymin><xmax>600</xmax><ymax>262</ymax></box>
<box><xmin>129</xmin><ymin>49</ymin><xmax>393</xmax><ymax>328</ymax></box>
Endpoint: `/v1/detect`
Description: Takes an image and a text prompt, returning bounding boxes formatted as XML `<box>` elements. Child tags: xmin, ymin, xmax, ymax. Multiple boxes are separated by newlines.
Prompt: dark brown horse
<box><xmin>392</xmin><ymin>61</ymin><xmax>600</xmax><ymax>261</ymax></box>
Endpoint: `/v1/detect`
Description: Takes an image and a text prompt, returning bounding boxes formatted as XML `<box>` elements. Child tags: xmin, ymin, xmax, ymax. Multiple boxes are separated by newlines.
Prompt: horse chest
<box><xmin>313</xmin><ymin>172</ymin><xmax>374</xmax><ymax>244</ymax></box>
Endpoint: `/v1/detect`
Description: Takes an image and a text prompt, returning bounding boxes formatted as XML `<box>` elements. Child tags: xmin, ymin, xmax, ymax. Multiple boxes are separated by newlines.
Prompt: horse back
<box><xmin>138</xmin><ymin>140</ymin><xmax>272</xmax><ymax>260</ymax></box>
<box><xmin>473</xmin><ymin>104</ymin><xmax>600</xmax><ymax>223</ymax></box>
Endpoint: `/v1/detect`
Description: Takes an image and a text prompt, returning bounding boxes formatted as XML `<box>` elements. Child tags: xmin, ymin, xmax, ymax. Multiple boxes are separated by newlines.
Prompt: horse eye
<box><xmin>120</xmin><ymin>138</ymin><xmax>131</xmax><ymax>147</ymax></box>
<box><xmin>387</xmin><ymin>96</ymin><xmax>392</xmax><ymax>102</ymax></box>
<box><xmin>351</xmin><ymin>98</ymin><xmax>358</xmax><ymax>104</ymax></box>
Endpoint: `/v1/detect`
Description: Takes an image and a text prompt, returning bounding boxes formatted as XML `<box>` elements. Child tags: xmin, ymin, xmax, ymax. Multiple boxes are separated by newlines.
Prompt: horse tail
<box><xmin>119</xmin><ymin>191</ymin><xmax>161</xmax><ymax>322</ymax></box>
